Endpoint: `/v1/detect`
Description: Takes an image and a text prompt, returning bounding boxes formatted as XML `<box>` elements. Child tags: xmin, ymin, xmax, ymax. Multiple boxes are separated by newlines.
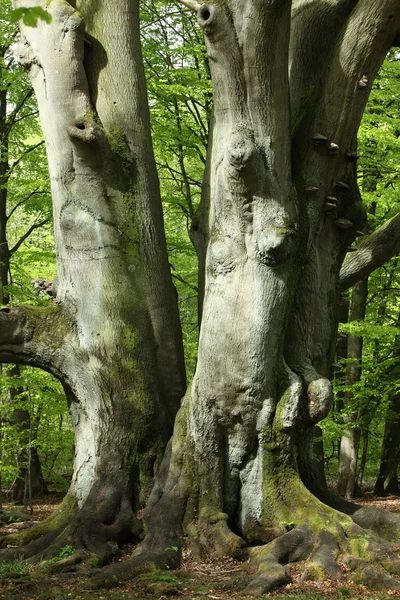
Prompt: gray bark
<box><xmin>340</xmin><ymin>212</ymin><xmax>400</xmax><ymax>291</ymax></box>
<box><xmin>0</xmin><ymin>0</ymin><xmax>185</xmax><ymax>557</ymax></box>
<box><xmin>139</xmin><ymin>0</ymin><xmax>400</xmax><ymax>565</ymax></box>
<box><xmin>3</xmin><ymin>0</ymin><xmax>400</xmax><ymax>587</ymax></box>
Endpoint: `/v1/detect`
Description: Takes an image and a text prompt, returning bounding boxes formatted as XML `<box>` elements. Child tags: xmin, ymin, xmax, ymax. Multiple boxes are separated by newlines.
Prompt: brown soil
<box><xmin>1</xmin><ymin>493</ymin><xmax>400</xmax><ymax>600</ymax></box>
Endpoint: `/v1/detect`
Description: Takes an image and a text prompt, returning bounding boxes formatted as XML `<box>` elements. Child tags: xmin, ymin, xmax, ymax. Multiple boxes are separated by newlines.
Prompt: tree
<box><xmin>2</xmin><ymin>0</ymin><xmax>400</xmax><ymax>594</ymax></box>
<box><xmin>0</xmin><ymin>0</ymin><xmax>186</xmax><ymax>563</ymax></box>
<box><xmin>0</xmin><ymin>0</ymin><xmax>55</xmax><ymax>502</ymax></box>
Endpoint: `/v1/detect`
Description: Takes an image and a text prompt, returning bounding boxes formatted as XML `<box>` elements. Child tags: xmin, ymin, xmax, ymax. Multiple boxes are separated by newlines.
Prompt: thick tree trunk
<box><xmin>2</xmin><ymin>0</ymin><xmax>400</xmax><ymax>594</ymax></box>
<box><xmin>0</xmin><ymin>0</ymin><xmax>185</xmax><ymax>562</ymax></box>
<box><xmin>102</xmin><ymin>1</ymin><xmax>400</xmax><ymax>594</ymax></box>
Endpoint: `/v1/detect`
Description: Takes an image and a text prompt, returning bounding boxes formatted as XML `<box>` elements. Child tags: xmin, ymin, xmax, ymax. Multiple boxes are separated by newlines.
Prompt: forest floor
<box><xmin>1</xmin><ymin>492</ymin><xmax>400</xmax><ymax>600</ymax></box>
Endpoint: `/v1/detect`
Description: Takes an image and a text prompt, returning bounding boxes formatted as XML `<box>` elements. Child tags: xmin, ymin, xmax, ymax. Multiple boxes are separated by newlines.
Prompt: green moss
<box><xmin>349</xmin><ymin>536</ymin><xmax>372</xmax><ymax>560</ymax></box>
<box><xmin>84</xmin><ymin>110</ymin><xmax>101</xmax><ymax>126</ymax></box>
<box><xmin>274</xmin><ymin>223</ymin><xmax>298</xmax><ymax>236</ymax></box>
<box><xmin>105</xmin><ymin>126</ymin><xmax>133</xmax><ymax>169</ymax></box>
<box><xmin>22</xmin><ymin>304</ymin><xmax>72</xmax><ymax>350</ymax></box>
<box><xmin>304</xmin><ymin>562</ymin><xmax>325</xmax><ymax>581</ymax></box>
<box><xmin>3</xmin><ymin>493</ymin><xmax>77</xmax><ymax>546</ymax></box>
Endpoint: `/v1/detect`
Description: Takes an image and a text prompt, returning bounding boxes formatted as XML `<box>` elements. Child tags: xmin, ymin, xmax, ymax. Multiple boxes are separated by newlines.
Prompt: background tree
<box><xmin>321</xmin><ymin>53</ymin><xmax>400</xmax><ymax>494</ymax></box>
<box><xmin>0</xmin><ymin>0</ymin><xmax>56</xmax><ymax>502</ymax></box>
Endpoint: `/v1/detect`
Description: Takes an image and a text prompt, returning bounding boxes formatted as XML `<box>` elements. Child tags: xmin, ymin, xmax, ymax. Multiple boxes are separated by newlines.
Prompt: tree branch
<box><xmin>0</xmin><ymin>305</ymin><xmax>72</xmax><ymax>378</ymax></box>
<box><xmin>6</xmin><ymin>88</ymin><xmax>34</xmax><ymax>132</ymax></box>
<box><xmin>7</xmin><ymin>189</ymin><xmax>50</xmax><ymax>220</ymax></box>
<box><xmin>176</xmin><ymin>0</ymin><xmax>201</xmax><ymax>11</ymax></box>
<box><xmin>8</xmin><ymin>140</ymin><xmax>45</xmax><ymax>174</ymax></box>
<box><xmin>171</xmin><ymin>271</ymin><xmax>198</xmax><ymax>293</ymax></box>
<box><xmin>340</xmin><ymin>212</ymin><xmax>400</xmax><ymax>291</ymax></box>
<box><xmin>9</xmin><ymin>218</ymin><xmax>49</xmax><ymax>256</ymax></box>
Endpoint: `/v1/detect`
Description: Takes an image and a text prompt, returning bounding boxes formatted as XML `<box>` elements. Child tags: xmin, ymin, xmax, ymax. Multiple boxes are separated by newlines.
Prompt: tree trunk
<box><xmin>374</xmin><ymin>321</ymin><xmax>400</xmax><ymax>497</ymax></box>
<box><xmin>90</xmin><ymin>1</ymin><xmax>400</xmax><ymax>593</ymax></box>
<box><xmin>374</xmin><ymin>394</ymin><xmax>400</xmax><ymax>496</ymax></box>
<box><xmin>0</xmin><ymin>0</ymin><xmax>185</xmax><ymax>562</ymax></box>
<box><xmin>7</xmin><ymin>365</ymin><xmax>49</xmax><ymax>503</ymax></box>
<box><xmin>0</xmin><ymin>53</ymin><xmax>48</xmax><ymax>504</ymax></box>
<box><xmin>337</xmin><ymin>278</ymin><xmax>368</xmax><ymax>499</ymax></box>
<box><xmin>312</xmin><ymin>426</ymin><xmax>327</xmax><ymax>489</ymax></box>
<box><xmin>3</xmin><ymin>0</ymin><xmax>400</xmax><ymax>594</ymax></box>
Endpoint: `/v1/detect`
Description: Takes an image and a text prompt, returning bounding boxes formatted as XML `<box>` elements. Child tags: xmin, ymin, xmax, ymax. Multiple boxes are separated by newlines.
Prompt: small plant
<box><xmin>0</xmin><ymin>558</ymin><xmax>30</xmax><ymax>579</ymax></box>
<box><xmin>281</xmin><ymin>521</ymin><xmax>296</xmax><ymax>531</ymax></box>
<box><xmin>41</xmin><ymin>545</ymin><xmax>76</xmax><ymax>570</ymax></box>
<box><xmin>57</xmin><ymin>545</ymin><xmax>75</xmax><ymax>559</ymax></box>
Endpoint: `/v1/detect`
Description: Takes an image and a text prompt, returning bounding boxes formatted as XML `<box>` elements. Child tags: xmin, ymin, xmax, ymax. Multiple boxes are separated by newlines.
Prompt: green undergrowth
<box><xmin>1</xmin><ymin>562</ymin><xmax>400</xmax><ymax>600</ymax></box>
<box><xmin>0</xmin><ymin>557</ymin><xmax>30</xmax><ymax>579</ymax></box>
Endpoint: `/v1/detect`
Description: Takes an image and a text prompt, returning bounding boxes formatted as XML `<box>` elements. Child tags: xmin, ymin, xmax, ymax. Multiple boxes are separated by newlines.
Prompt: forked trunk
<box><xmin>132</xmin><ymin>1</ymin><xmax>400</xmax><ymax>593</ymax></box>
<box><xmin>2</xmin><ymin>0</ymin><xmax>400</xmax><ymax>594</ymax></box>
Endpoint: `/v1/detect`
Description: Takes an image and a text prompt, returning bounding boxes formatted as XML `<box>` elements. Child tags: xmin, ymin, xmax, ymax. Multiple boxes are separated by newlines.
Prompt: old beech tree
<box><xmin>1</xmin><ymin>0</ymin><xmax>400</xmax><ymax>593</ymax></box>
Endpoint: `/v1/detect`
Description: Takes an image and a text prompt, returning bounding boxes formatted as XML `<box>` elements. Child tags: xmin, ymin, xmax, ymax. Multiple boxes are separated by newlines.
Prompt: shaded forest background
<box><xmin>0</xmin><ymin>0</ymin><xmax>399</xmax><ymax>505</ymax></box>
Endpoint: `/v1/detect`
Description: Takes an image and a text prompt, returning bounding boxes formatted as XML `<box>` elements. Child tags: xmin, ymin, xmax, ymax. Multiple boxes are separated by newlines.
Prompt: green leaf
<box><xmin>10</xmin><ymin>7</ymin><xmax>52</xmax><ymax>27</ymax></box>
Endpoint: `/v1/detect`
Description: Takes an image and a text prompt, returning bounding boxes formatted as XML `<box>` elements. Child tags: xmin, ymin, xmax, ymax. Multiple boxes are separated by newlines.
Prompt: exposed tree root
<box><xmin>244</xmin><ymin>512</ymin><xmax>400</xmax><ymax>595</ymax></box>
<box><xmin>0</xmin><ymin>483</ymin><xmax>142</xmax><ymax>568</ymax></box>
<box><xmin>3</xmin><ymin>496</ymin><xmax>400</xmax><ymax>596</ymax></box>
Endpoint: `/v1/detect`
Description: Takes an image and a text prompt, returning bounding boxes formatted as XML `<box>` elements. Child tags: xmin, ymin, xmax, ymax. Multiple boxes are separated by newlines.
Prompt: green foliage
<box><xmin>141</xmin><ymin>0</ymin><xmax>211</xmax><ymax>375</ymax></box>
<box><xmin>10</xmin><ymin>6</ymin><xmax>51</xmax><ymax>27</ymax></box>
<box><xmin>320</xmin><ymin>53</ymin><xmax>400</xmax><ymax>485</ymax></box>
<box><xmin>0</xmin><ymin>558</ymin><xmax>30</xmax><ymax>579</ymax></box>
<box><xmin>0</xmin><ymin>365</ymin><xmax>73</xmax><ymax>491</ymax></box>
<box><xmin>57</xmin><ymin>545</ymin><xmax>75</xmax><ymax>559</ymax></box>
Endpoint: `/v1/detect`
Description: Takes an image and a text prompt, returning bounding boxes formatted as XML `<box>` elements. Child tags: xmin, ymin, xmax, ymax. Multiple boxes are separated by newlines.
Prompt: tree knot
<box><xmin>67</xmin><ymin>118</ymin><xmax>103</xmax><ymax>145</ymax></box>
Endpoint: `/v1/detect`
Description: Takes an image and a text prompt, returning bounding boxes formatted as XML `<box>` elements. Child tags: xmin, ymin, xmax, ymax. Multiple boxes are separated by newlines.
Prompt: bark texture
<box><xmin>2</xmin><ymin>0</ymin><xmax>400</xmax><ymax>595</ymax></box>
<box><xmin>107</xmin><ymin>0</ymin><xmax>400</xmax><ymax>594</ymax></box>
<box><xmin>0</xmin><ymin>0</ymin><xmax>185</xmax><ymax>561</ymax></box>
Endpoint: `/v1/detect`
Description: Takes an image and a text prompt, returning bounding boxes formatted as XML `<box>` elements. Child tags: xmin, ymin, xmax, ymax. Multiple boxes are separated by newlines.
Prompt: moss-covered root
<box><xmin>245</xmin><ymin>526</ymin><xmax>314</xmax><ymax>595</ymax></box>
<box><xmin>85</xmin><ymin>545</ymin><xmax>181</xmax><ymax>590</ymax></box>
<box><xmin>245</xmin><ymin>521</ymin><xmax>400</xmax><ymax>595</ymax></box>
<box><xmin>186</xmin><ymin>512</ymin><xmax>246</xmax><ymax>559</ymax></box>
<box><xmin>0</xmin><ymin>485</ymin><xmax>141</xmax><ymax>568</ymax></box>
<box><xmin>0</xmin><ymin>493</ymin><xmax>77</xmax><ymax>561</ymax></box>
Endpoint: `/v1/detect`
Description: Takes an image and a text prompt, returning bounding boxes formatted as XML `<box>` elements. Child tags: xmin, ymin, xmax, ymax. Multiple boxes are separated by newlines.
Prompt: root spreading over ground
<box><xmin>2</xmin><ymin>492</ymin><xmax>400</xmax><ymax>599</ymax></box>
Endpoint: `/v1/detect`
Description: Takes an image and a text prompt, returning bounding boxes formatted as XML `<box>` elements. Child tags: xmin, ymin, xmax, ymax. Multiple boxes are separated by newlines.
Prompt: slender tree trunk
<box><xmin>0</xmin><ymin>57</ymin><xmax>48</xmax><ymax>504</ymax></box>
<box><xmin>374</xmin><ymin>395</ymin><xmax>400</xmax><ymax>496</ymax></box>
<box><xmin>313</xmin><ymin>426</ymin><xmax>327</xmax><ymax>489</ymax></box>
<box><xmin>374</xmin><ymin>325</ymin><xmax>400</xmax><ymax>497</ymax></box>
<box><xmin>356</xmin><ymin>428</ymin><xmax>369</xmax><ymax>490</ymax></box>
<box><xmin>7</xmin><ymin>366</ymin><xmax>48</xmax><ymax>503</ymax></box>
<box><xmin>337</xmin><ymin>278</ymin><xmax>368</xmax><ymax>498</ymax></box>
